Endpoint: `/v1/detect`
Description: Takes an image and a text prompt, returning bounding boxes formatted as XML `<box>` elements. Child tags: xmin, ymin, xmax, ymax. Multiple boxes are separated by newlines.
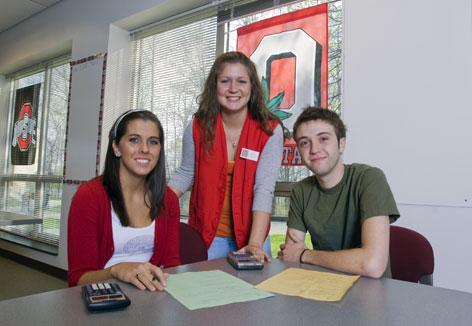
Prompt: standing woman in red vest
<box><xmin>170</xmin><ymin>52</ymin><xmax>283</xmax><ymax>261</ymax></box>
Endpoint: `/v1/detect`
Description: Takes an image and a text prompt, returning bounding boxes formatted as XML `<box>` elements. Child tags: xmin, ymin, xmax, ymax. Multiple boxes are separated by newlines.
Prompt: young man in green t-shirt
<box><xmin>278</xmin><ymin>107</ymin><xmax>399</xmax><ymax>278</ymax></box>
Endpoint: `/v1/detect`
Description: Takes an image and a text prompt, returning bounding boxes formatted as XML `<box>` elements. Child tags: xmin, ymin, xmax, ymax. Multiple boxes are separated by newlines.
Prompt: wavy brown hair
<box><xmin>195</xmin><ymin>51</ymin><xmax>280</xmax><ymax>149</ymax></box>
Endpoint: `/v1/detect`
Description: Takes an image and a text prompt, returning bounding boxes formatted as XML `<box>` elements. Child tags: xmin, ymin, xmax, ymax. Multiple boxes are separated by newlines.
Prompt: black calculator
<box><xmin>82</xmin><ymin>282</ymin><xmax>131</xmax><ymax>312</ymax></box>
<box><xmin>227</xmin><ymin>251</ymin><xmax>264</xmax><ymax>270</ymax></box>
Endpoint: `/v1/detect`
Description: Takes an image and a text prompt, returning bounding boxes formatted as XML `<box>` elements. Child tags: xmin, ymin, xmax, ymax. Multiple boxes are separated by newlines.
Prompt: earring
<box><xmin>115</xmin><ymin>152</ymin><xmax>121</xmax><ymax>158</ymax></box>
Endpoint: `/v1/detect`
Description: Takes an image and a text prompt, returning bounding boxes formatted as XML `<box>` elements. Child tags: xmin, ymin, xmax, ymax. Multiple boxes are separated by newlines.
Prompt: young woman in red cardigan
<box><xmin>170</xmin><ymin>52</ymin><xmax>283</xmax><ymax>262</ymax></box>
<box><xmin>68</xmin><ymin>110</ymin><xmax>180</xmax><ymax>291</ymax></box>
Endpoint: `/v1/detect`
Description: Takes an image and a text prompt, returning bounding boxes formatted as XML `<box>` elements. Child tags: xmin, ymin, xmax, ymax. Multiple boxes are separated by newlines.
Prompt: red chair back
<box><xmin>390</xmin><ymin>225</ymin><xmax>434</xmax><ymax>285</ymax></box>
<box><xmin>179</xmin><ymin>222</ymin><xmax>207</xmax><ymax>265</ymax></box>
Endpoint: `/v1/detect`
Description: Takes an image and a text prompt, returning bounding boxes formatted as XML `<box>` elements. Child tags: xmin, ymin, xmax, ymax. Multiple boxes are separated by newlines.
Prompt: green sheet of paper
<box><xmin>165</xmin><ymin>270</ymin><xmax>274</xmax><ymax>310</ymax></box>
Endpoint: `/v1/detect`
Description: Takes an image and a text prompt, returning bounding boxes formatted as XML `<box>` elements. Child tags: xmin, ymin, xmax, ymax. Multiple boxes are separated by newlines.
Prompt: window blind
<box><xmin>0</xmin><ymin>55</ymin><xmax>70</xmax><ymax>248</ymax></box>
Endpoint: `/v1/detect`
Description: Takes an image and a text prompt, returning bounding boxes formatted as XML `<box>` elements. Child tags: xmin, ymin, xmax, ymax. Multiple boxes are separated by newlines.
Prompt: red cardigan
<box><xmin>67</xmin><ymin>176</ymin><xmax>180</xmax><ymax>286</ymax></box>
<box><xmin>189</xmin><ymin>113</ymin><xmax>278</xmax><ymax>249</ymax></box>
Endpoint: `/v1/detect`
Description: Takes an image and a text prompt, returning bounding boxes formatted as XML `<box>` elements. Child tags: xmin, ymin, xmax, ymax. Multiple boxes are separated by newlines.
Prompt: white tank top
<box><xmin>104</xmin><ymin>206</ymin><xmax>155</xmax><ymax>268</ymax></box>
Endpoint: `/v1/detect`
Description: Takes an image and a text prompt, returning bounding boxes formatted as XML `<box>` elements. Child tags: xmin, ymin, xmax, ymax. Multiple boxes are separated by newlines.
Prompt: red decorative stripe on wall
<box><xmin>96</xmin><ymin>53</ymin><xmax>108</xmax><ymax>176</ymax></box>
<box><xmin>62</xmin><ymin>63</ymin><xmax>73</xmax><ymax>179</ymax></box>
<box><xmin>70</xmin><ymin>53</ymin><xmax>106</xmax><ymax>66</ymax></box>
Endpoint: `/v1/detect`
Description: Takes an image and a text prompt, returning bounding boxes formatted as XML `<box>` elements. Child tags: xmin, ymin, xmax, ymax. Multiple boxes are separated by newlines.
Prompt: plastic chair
<box><xmin>390</xmin><ymin>225</ymin><xmax>434</xmax><ymax>285</ymax></box>
<box><xmin>179</xmin><ymin>222</ymin><xmax>208</xmax><ymax>265</ymax></box>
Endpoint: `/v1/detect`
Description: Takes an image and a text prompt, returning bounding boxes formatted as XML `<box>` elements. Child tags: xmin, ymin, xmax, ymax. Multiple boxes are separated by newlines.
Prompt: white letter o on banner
<box><xmin>250</xmin><ymin>29</ymin><xmax>321</xmax><ymax>131</ymax></box>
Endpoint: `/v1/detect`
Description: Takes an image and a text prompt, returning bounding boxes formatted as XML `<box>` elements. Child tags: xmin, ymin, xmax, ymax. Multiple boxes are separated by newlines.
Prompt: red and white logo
<box><xmin>12</xmin><ymin>102</ymin><xmax>36</xmax><ymax>152</ymax></box>
<box><xmin>237</xmin><ymin>4</ymin><xmax>328</xmax><ymax>165</ymax></box>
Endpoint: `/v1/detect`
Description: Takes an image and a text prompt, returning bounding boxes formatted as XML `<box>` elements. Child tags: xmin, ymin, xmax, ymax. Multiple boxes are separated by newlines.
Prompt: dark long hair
<box><xmin>195</xmin><ymin>51</ymin><xmax>280</xmax><ymax>150</ymax></box>
<box><xmin>102</xmin><ymin>110</ymin><xmax>166</xmax><ymax>226</ymax></box>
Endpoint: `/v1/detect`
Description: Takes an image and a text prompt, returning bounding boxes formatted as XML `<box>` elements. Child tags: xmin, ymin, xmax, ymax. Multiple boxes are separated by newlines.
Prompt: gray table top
<box><xmin>1</xmin><ymin>258</ymin><xmax>471</xmax><ymax>326</ymax></box>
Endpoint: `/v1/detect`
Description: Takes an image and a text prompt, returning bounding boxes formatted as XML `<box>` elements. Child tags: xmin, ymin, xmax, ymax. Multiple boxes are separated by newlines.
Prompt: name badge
<box><xmin>240</xmin><ymin>148</ymin><xmax>260</xmax><ymax>162</ymax></box>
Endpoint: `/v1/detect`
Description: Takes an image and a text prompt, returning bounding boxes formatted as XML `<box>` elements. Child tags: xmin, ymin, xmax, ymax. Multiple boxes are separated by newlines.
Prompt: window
<box><xmin>131</xmin><ymin>8</ymin><xmax>218</xmax><ymax>215</ymax></box>
<box><xmin>0</xmin><ymin>56</ymin><xmax>70</xmax><ymax>251</ymax></box>
<box><xmin>131</xmin><ymin>0</ymin><xmax>342</xmax><ymax>219</ymax></box>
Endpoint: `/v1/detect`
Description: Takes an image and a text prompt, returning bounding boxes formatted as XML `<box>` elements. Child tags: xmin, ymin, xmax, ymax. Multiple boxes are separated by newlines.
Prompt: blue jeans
<box><xmin>207</xmin><ymin>236</ymin><xmax>272</xmax><ymax>260</ymax></box>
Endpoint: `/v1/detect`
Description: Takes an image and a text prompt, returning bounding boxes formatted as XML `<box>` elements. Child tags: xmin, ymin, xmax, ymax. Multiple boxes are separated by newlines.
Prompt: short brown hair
<box><xmin>293</xmin><ymin>107</ymin><xmax>346</xmax><ymax>141</ymax></box>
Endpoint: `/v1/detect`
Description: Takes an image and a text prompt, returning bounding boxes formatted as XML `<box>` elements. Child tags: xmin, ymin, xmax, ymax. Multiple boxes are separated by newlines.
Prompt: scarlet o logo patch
<box><xmin>16</xmin><ymin>103</ymin><xmax>34</xmax><ymax>151</ymax></box>
<box><xmin>11</xmin><ymin>83</ymin><xmax>40</xmax><ymax>165</ymax></box>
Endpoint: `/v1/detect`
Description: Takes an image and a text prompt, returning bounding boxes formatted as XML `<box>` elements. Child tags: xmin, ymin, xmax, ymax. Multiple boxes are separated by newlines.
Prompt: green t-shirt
<box><xmin>288</xmin><ymin>164</ymin><xmax>400</xmax><ymax>276</ymax></box>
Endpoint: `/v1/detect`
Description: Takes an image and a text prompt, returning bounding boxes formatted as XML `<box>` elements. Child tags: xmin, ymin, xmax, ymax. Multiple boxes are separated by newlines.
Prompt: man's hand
<box><xmin>278</xmin><ymin>241</ymin><xmax>306</xmax><ymax>262</ymax></box>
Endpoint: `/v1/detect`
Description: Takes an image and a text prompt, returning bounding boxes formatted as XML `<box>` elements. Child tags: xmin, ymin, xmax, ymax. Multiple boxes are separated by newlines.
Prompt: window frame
<box><xmin>0</xmin><ymin>54</ymin><xmax>70</xmax><ymax>251</ymax></box>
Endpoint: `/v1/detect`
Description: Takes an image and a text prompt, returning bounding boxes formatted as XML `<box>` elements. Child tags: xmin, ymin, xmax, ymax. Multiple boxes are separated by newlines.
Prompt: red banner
<box><xmin>237</xmin><ymin>4</ymin><xmax>328</xmax><ymax>165</ymax></box>
<box><xmin>11</xmin><ymin>84</ymin><xmax>40</xmax><ymax>165</ymax></box>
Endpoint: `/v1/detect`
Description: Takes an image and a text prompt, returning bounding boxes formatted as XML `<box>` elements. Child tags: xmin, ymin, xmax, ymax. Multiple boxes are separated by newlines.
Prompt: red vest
<box><xmin>189</xmin><ymin>113</ymin><xmax>277</xmax><ymax>249</ymax></box>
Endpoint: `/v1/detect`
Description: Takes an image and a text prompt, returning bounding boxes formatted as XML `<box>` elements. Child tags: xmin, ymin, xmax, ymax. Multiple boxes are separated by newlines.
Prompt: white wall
<box><xmin>0</xmin><ymin>0</ymin><xmax>210</xmax><ymax>74</ymax></box>
<box><xmin>1</xmin><ymin>0</ymin><xmax>471</xmax><ymax>293</ymax></box>
<box><xmin>343</xmin><ymin>0</ymin><xmax>472</xmax><ymax>292</ymax></box>
<box><xmin>100</xmin><ymin>24</ymin><xmax>134</xmax><ymax>168</ymax></box>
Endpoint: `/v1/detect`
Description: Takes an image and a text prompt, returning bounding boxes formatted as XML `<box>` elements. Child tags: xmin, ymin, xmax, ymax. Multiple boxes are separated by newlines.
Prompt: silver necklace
<box><xmin>223</xmin><ymin>123</ymin><xmax>241</xmax><ymax>149</ymax></box>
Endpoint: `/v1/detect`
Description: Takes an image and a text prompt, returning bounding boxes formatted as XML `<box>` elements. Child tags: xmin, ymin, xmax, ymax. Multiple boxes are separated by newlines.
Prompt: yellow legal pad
<box><xmin>255</xmin><ymin>268</ymin><xmax>360</xmax><ymax>302</ymax></box>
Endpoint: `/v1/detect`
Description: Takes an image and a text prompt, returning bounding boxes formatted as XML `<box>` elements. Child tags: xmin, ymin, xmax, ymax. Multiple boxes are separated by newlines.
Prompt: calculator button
<box><xmin>91</xmin><ymin>284</ymin><xmax>98</xmax><ymax>290</ymax></box>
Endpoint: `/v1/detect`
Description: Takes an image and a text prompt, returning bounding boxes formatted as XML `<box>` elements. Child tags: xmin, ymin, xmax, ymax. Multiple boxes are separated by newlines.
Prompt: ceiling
<box><xmin>0</xmin><ymin>0</ymin><xmax>63</xmax><ymax>33</ymax></box>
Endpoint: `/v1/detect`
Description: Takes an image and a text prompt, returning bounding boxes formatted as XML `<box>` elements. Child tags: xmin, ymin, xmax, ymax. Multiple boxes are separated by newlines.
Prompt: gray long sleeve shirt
<box><xmin>169</xmin><ymin>121</ymin><xmax>284</xmax><ymax>213</ymax></box>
